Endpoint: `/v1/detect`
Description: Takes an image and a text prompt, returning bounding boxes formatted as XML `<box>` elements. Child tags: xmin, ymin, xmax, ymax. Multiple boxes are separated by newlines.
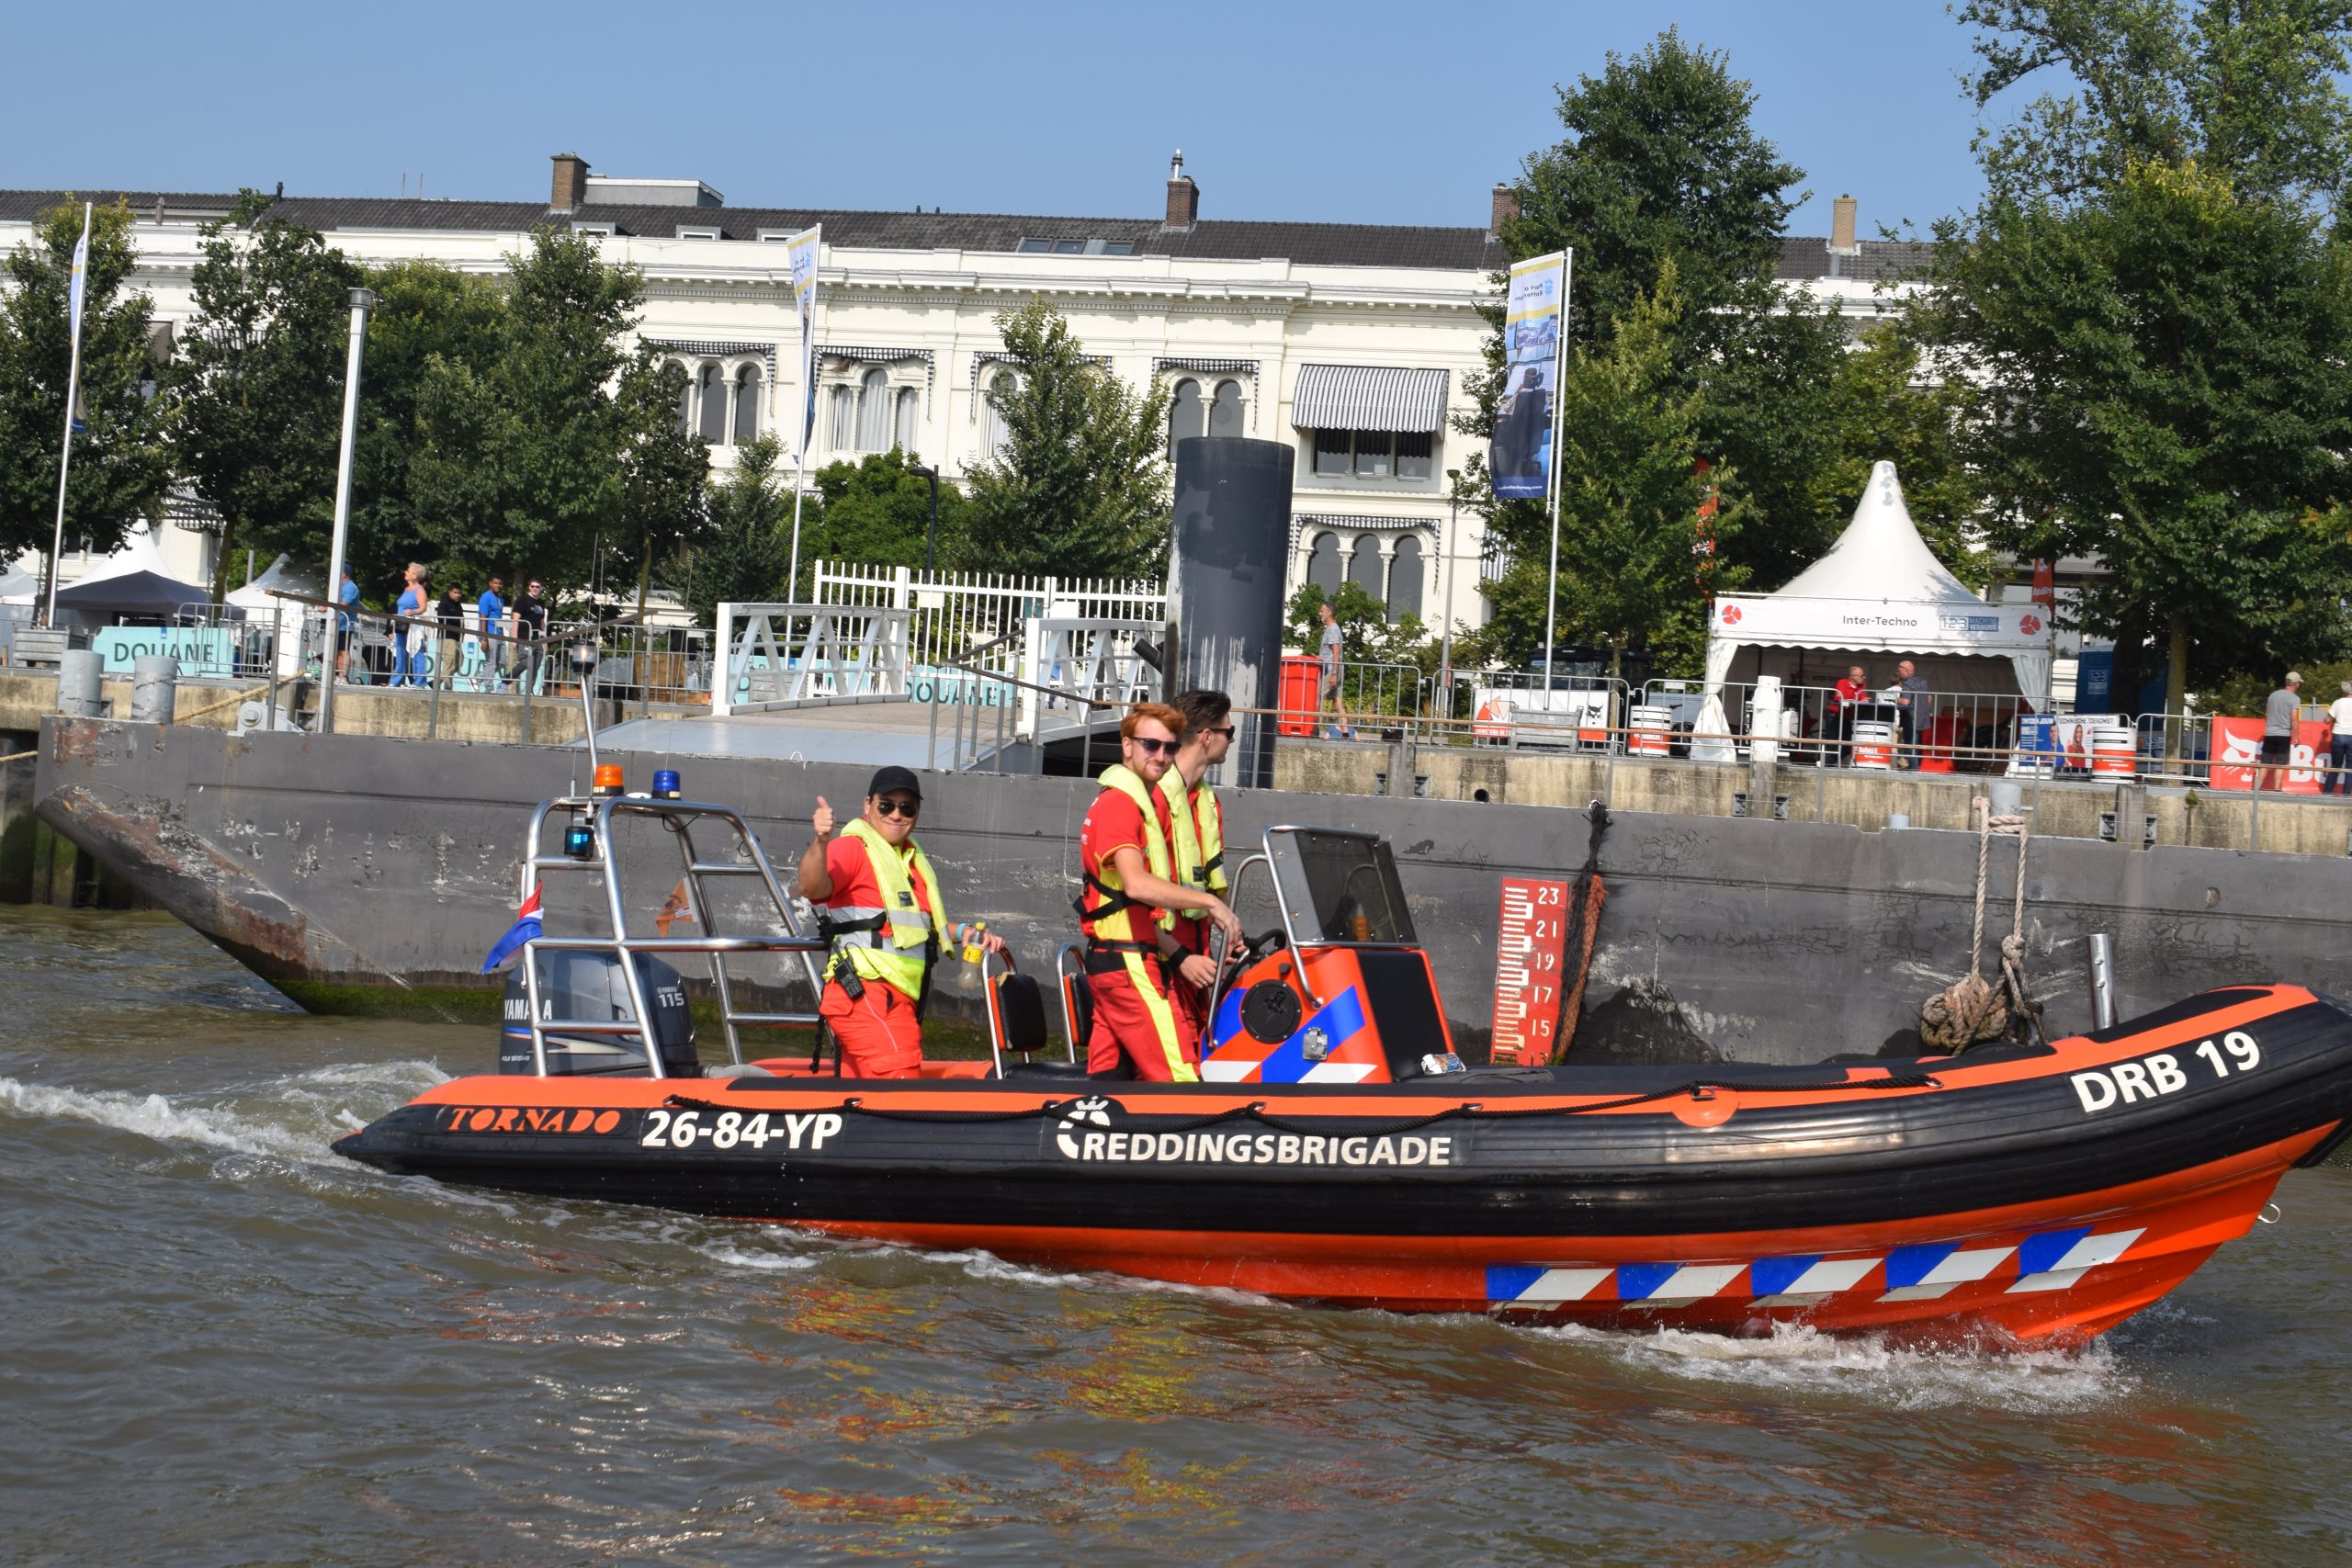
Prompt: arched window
<box><xmin>828</xmin><ymin>385</ymin><xmax>855</xmax><ymax>451</ymax></box>
<box><xmin>1386</xmin><ymin>536</ymin><xmax>1424</xmax><ymax>621</ymax></box>
<box><xmin>1209</xmin><ymin>378</ymin><xmax>1244</xmax><ymax>438</ymax></box>
<box><xmin>697</xmin><ymin>364</ymin><xmax>727</xmax><ymax>444</ymax></box>
<box><xmin>894</xmin><ymin>387</ymin><xmax>920</xmax><ymax>453</ymax></box>
<box><xmin>983</xmin><ymin>370</ymin><xmax>1015</xmax><ymax>459</ymax></box>
<box><xmin>1348</xmin><ymin>534</ymin><xmax>1385</xmax><ymax>596</ymax></box>
<box><xmin>733</xmin><ymin>366</ymin><xmax>762</xmax><ymax>443</ymax></box>
<box><xmin>674</xmin><ymin>363</ymin><xmax>695</xmax><ymax>434</ymax></box>
<box><xmin>1306</xmin><ymin>532</ymin><xmax>1342</xmax><ymax>593</ymax></box>
<box><xmin>855</xmin><ymin>368</ymin><xmax>890</xmax><ymax>451</ymax></box>
<box><xmin>1169</xmin><ymin>378</ymin><xmax>1204</xmax><ymax>446</ymax></box>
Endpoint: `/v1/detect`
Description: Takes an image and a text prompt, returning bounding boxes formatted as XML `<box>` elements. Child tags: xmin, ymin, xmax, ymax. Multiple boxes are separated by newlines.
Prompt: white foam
<box><xmin>698</xmin><ymin>1240</ymin><xmax>820</xmax><ymax>1273</ymax></box>
<box><xmin>1532</xmin><ymin>1318</ymin><xmax>2133</xmax><ymax>1412</ymax></box>
<box><xmin>0</xmin><ymin>1059</ymin><xmax>451</xmax><ymax>1167</ymax></box>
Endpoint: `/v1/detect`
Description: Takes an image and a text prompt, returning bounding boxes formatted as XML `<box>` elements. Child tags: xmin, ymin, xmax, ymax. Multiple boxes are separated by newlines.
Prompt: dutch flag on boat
<box><xmin>480</xmin><ymin>886</ymin><xmax>544</xmax><ymax>974</ymax></box>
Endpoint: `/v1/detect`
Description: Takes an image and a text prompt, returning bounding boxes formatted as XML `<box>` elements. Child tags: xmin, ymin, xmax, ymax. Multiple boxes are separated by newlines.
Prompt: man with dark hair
<box><xmin>435</xmin><ymin>583</ymin><xmax>467</xmax><ymax>688</ymax></box>
<box><xmin>513</xmin><ymin>578</ymin><xmax>548</xmax><ymax>692</ymax></box>
<box><xmin>1074</xmin><ymin>702</ymin><xmax>1242</xmax><ymax>1081</ymax></box>
<box><xmin>798</xmin><ymin>765</ymin><xmax>1001</xmax><ymax>1078</ymax></box>
<box><xmin>1163</xmin><ymin>689</ymin><xmax>1236</xmax><ymax>1034</ymax></box>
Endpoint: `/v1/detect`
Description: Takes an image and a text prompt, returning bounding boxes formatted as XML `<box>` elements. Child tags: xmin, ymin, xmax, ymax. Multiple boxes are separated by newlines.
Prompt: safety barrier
<box><xmin>711</xmin><ymin>602</ymin><xmax>911</xmax><ymax>716</ymax></box>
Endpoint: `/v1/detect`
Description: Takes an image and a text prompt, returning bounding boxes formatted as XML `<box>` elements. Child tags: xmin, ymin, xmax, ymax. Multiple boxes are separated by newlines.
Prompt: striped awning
<box><xmin>1290</xmin><ymin>364</ymin><xmax>1449</xmax><ymax>434</ymax></box>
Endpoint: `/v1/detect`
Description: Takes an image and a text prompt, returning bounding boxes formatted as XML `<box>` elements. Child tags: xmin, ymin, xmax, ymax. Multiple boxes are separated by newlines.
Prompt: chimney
<box><xmin>1164</xmin><ymin>150</ymin><xmax>1199</xmax><ymax>230</ymax></box>
<box><xmin>1829</xmin><ymin>194</ymin><xmax>1859</xmax><ymax>254</ymax></box>
<box><xmin>550</xmin><ymin>152</ymin><xmax>590</xmax><ymax>212</ymax></box>
<box><xmin>1489</xmin><ymin>183</ymin><xmax>1520</xmax><ymax>238</ymax></box>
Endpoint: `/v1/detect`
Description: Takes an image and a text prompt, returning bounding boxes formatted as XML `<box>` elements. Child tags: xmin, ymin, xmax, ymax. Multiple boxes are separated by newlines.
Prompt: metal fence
<box><xmin>710</xmin><ymin>602</ymin><xmax>912</xmax><ymax>716</ymax></box>
<box><xmin>812</xmin><ymin>560</ymin><xmax>1165</xmax><ymax>698</ymax></box>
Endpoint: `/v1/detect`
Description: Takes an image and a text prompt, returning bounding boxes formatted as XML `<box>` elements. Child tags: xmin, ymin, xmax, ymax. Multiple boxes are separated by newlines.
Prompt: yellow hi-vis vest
<box><xmin>1081</xmin><ymin>764</ymin><xmax>1174</xmax><ymax>942</ymax></box>
<box><xmin>1157</xmin><ymin>773</ymin><xmax>1227</xmax><ymax>915</ymax></box>
<box><xmin>826</xmin><ymin>818</ymin><xmax>947</xmax><ymax>1000</ymax></box>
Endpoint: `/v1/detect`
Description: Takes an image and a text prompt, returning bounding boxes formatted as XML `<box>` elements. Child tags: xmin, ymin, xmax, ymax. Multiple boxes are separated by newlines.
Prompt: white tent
<box><xmin>226</xmin><ymin>554</ymin><xmax>321</xmax><ymax>617</ymax></box>
<box><xmin>1702</xmin><ymin>461</ymin><xmax>2052</xmax><ymax>716</ymax></box>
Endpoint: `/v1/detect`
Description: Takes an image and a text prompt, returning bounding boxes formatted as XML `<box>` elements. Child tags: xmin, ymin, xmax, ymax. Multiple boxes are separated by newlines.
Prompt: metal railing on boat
<box><xmin>517</xmin><ymin>794</ymin><xmax>828</xmax><ymax>1077</ymax></box>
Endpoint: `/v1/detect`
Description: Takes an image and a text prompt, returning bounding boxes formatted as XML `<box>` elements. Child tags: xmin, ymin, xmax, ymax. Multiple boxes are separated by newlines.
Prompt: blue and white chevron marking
<box><xmin>1484</xmin><ymin>1225</ymin><xmax>2146</xmax><ymax>1310</ymax></box>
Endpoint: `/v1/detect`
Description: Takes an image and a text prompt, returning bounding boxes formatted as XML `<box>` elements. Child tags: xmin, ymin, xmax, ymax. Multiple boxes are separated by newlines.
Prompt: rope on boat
<box><xmin>661</xmin><ymin>1068</ymin><xmax>1943</xmax><ymax>1142</ymax></box>
<box><xmin>1921</xmin><ymin>798</ymin><xmax>2041</xmax><ymax>1054</ymax></box>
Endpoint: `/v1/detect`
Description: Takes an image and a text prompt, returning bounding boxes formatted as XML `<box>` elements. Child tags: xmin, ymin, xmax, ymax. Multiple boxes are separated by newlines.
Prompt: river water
<box><xmin>5</xmin><ymin>906</ymin><xmax>2350</xmax><ymax>1567</ymax></box>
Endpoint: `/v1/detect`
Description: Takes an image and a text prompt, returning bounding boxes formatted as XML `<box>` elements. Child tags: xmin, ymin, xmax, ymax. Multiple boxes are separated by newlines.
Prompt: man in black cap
<box><xmin>797</xmin><ymin>766</ymin><xmax>1001</xmax><ymax>1077</ymax></box>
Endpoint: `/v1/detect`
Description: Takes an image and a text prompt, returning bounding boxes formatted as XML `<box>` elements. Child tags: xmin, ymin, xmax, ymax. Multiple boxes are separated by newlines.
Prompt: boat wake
<box><xmin>0</xmin><ymin>1060</ymin><xmax>449</xmax><ymax>1166</ymax></box>
<box><xmin>1536</xmin><ymin>1318</ymin><xmax>2135</xmax><ymax>1411</ymax></box>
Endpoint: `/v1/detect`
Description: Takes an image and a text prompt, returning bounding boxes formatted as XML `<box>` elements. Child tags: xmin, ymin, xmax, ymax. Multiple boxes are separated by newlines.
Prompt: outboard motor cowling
<box><xmin>500</xmin><ymin>952</ymin><xmax>698</xmax><ymax>1077</ymax></box>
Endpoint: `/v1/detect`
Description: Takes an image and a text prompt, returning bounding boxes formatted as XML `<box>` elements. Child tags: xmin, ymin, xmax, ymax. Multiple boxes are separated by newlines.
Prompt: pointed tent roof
<box><xmin>1773</xmin><ymin>460</ymin><xmax>1978</xmax><ymax>604</ymax></box>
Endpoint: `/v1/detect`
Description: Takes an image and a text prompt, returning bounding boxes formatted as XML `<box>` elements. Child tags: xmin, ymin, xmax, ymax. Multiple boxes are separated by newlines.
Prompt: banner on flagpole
<box><xmin>783</xmin><ymin>226</ymin><xmax>821</xmax><ymax>456</ymax></box>
<box><xmin>1490</xmin><ymin>251</ymin><xmax>1566</xmax><ymax>501</ymax></box>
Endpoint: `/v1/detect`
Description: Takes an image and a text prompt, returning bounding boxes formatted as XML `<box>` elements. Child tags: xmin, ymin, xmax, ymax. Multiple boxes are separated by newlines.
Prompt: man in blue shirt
<box><xmin>335</xmin><ymin>566</ymin><xmax>360</xmax><ymax>684</ymax></box>
<box><xmin>478</xmin><ymin>576</ymin><xmax>506</xmax><ymax>691</ymax></box>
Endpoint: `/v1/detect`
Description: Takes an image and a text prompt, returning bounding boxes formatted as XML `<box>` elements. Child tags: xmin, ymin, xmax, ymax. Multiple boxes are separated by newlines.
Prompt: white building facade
<box><xmin>2</xmin><ymin>160</ymin><xmax>1907</xmax><ymax>636</ymax></box>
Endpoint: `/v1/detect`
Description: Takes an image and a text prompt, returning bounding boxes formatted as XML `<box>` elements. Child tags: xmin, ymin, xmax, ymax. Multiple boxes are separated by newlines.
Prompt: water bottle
<box><xmin>949</xmin><ymin>921</ymin><xmax>988</xmax><ymax>997</ymax></box>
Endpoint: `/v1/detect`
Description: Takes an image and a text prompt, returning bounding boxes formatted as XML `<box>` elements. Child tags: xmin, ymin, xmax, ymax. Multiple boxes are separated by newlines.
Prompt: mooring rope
<box><xmin>1921</xmin><ymin>796</ymin><xmax>2041</xmax><ymax>1053</ymax></box>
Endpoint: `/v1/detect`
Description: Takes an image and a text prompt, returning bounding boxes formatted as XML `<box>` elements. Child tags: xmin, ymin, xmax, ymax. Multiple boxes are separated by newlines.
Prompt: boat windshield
<box><xmin>1269</xmin><ymin>829</ymin><xmax>1418</xmax><ymax>945</ymax></box>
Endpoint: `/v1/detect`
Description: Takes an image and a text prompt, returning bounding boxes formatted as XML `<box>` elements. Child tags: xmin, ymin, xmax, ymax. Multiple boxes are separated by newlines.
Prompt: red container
<box><xmin>1279</xmin><ymin>655</ymin><xmax>1321</xmax><ymax>737</ymax></box>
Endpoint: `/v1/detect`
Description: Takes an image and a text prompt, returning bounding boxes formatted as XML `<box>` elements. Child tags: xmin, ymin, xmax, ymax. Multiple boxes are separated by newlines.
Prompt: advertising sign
<box><xmin>2210</xmin><ymin>716</ymin><xmax>2330</xmax><ymax>792</ymax></box>
<box><xmin>1490</xmin><ymin>252</ymin><xmax>1566</xmax><ymax>501</ymax></box>
<box><xmin>1711</xmin><ymin>593</ymin><xmax>2047</xmax><ymax>653</ymax></box>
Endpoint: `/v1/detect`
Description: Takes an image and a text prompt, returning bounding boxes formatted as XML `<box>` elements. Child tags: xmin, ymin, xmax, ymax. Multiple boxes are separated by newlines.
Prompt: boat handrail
<box><xmin>517</xmin><ymin>793</ymin><xmax>830</xmax><ymax>1078</ymax></box>
<box><xmin>1204</xmin><ymin>851</ymin><xmax>1284</xmax><ymax>1027</ymax></box>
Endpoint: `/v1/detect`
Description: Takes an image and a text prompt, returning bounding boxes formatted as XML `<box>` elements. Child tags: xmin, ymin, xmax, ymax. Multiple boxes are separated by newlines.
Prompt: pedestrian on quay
<box><xmin>1891</xmin><ymin>658</ymin><xmax>1928</xmax><ymax>767</ymax></box>
<box><xmin>477</xmin><ymin>576</ymin><xmax>506</xmax><ymax>693</ymax></box>
<box><xmin>435</xmin><ymin>584</ymin><xmax>467</xmax><ymax>688</ymax></box>
<box><xmin>1832</xmin><ymin>663</ymin><xmax>1869</xmax><ymax>756</ymax></box>
<box><xmin>1317</xmin><ymin>599</ymin><xmax>1353</xmax><ymax>740</ymax></box>
<box><xmin>2326</xmin><ymin>681</ymin><xmax>2352</xmax><ymax>795</ymax></box>
<box><xmin>513</xmin><ymin>578</ymin><xmax>548</xmax><ymax>692</ymax></box>
<box><xmin>334</xmin><ymin>564</ymin><xmax>360</xmax><ymax>684</ymax></box>
<box><xmin>2263</xmin><ymin>671</ymin><xmax>2302</xmax><ymax>791</ymax></box>
<box><xmin>395</xmin><ymin>564</ymin><xmax>429</xmax><ymax>686</ymax></box>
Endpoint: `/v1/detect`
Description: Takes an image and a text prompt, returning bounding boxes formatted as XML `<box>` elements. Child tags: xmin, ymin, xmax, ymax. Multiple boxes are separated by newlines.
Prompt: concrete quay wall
<box><xmin>29</xmin><ymin>715</ymin><xmax>2352</xmax><ymax>1066</ymax></box>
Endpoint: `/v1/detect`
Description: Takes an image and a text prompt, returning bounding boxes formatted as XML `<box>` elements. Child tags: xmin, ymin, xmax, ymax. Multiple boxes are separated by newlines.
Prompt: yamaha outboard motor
<box><xmin>499</xmin><ymin>952</ymin><xmax>698</xmax><ymax>1077</ymax></box>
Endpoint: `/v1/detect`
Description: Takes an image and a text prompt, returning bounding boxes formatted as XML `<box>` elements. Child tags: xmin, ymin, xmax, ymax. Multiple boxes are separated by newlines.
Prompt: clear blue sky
<box><xmin>4</xmin><ymin>1</ymin><xmax>1994</xmax><ymax>237</ymax></box>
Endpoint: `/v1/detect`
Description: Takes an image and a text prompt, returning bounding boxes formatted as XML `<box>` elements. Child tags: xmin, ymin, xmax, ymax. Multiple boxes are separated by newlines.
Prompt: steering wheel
<box><xmin>1232</xmin><ymin>926</ymin><xmax>1288</xmax><ymax>965</ymax></box>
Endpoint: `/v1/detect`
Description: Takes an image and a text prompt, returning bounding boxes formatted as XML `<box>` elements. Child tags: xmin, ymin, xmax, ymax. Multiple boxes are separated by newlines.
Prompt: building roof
<box><xmin>1773</xmin><ymin>236</ymin><xmax>1935</xmax><ymax>286</ymax></box>
<box><xmin>0</xmin><ymin>188</ymin><xmax>1513</xmax><ymax>271</ymax></box>
<box><xmin>0</xmin><ymin>187</ymin><xmax>1933</xmax><ymax>279</ymax></box>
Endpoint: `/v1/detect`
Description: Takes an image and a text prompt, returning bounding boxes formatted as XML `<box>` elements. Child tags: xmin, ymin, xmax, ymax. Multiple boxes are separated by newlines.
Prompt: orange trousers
<box><xmin>820</xmin><ymin>976</ymin><xmax>922</xmax><ymax>1078</ymax></box>
<box><xmin>1084</xmin><ymin>955</ymin><xmax>1199</xmax><ymax>1082</ymax></box>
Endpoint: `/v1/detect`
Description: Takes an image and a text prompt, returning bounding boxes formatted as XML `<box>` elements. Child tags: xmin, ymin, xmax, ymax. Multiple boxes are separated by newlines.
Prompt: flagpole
<box><xmin>42</xmin><ymin>201</ymin><xmax>93</xmax><ymax>629</ymax></box>
<box><xmin>1539</xmin><ymin>249</ymin><xmax>1573</xmax><ymax>691</ymax></box>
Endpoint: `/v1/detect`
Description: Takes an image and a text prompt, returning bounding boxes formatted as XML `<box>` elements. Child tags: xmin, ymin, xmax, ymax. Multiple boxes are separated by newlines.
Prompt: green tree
<box><xmin>1957</xmin><ymin>0</ymin><xmax>2352</xmax><ymax>206</ymax></box>
<box><xmin>1922</xmin><ymin>158</ymin><xmax>2352</xmax><ymax>706</ymax></box>
<box><xmin>1508</xmin><ymin>28</ymin><xmax>1804</xmax><ymax>355</ymax></box>
<box><xmin>665</xmin><ymin>434</ymin><xmax>790</xmax><ymax>626</ymax></box>
<box><xmin>613</xmin><ymin>358</ymin><xmax>712</xmax><ymax>620</ymax></box>
<box><xmin>797</xmin><ymin>447</ymin><xmax>970</xmax><ymax>591</ymax></box>
<box><xmin>168</xmin><ymin>192</ymin><xmax>364</xmax><ymax>600</ymax></box>
<box><xmin>410</xmin><ymin>228</ymin><xmax>648</xmax><ymax>590</ymax></box>
<box><xmin>0</xmin><ymin>199</ymin><xmax>173</xmax><ymax>573</ymax></box>
<box><xmin>342</xmin><ymin>258</ymin><xmax>507</xmax><ymax>601</ymax></box>
<box><xmin>1470</xmin><ymin>29</ymin><xmax>1883</xmax><ymax>652</ymax></box>
<box><xmin>960</xmin><ymin>298</ymin><xmax>1170</xmax><ymax>578</ymax></box>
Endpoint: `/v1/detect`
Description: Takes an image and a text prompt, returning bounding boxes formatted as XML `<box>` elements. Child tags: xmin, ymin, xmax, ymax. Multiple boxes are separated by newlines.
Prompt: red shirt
<box><xmin>1080</xmin><ymin>782</ymin><xmax>1184</xmax><ymax>946</ymax></box>
<box><xmin>824</xmin><ymin>833</ymin><xmax>933</xmax><ymax>919</ymax></box>
<box><xmin>1833</xmin><ymin>678</ymin><xmax>1868</xmax><ymax>710</ymax></box>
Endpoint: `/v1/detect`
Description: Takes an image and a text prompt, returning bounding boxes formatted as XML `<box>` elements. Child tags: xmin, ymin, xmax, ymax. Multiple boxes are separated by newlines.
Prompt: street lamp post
<box><xmin>316</xmin><ymin>287</ymin><xmax>376</xmax><ymax>736</ymax></box>
<box><xmin>1439</xmin><ymin>468</ymin><xmax>1462</xmax><ymax>717</ymax></box>
<box><xmin>913</xmin><ymin>463</ymin><xmax>942</xmax><ymax>573</ymax></box>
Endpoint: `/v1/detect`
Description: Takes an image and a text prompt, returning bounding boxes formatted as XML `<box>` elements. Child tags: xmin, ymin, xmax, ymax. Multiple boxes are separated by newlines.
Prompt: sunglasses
<box><xmin>1129</xmin><ymin>737</ymin><xmax>1179</xmax><ymax>757</ymax></box>
<box><xmin>1206</xmin><ymin>725</ymin><xmax>1237</xmax><ymax>739</ymax></box>
<box><xmin>872</xmin><ymin>796</ymin><xmax>921</xmax><ymax>818</ymax></box>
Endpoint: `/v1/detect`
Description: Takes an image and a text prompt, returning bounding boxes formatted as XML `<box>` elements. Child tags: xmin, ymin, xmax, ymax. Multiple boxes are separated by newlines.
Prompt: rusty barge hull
<box><xmin>29</xmin><ymin>716</ymin><xmax>2350</xmax><ymax>1064</ymax></box>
